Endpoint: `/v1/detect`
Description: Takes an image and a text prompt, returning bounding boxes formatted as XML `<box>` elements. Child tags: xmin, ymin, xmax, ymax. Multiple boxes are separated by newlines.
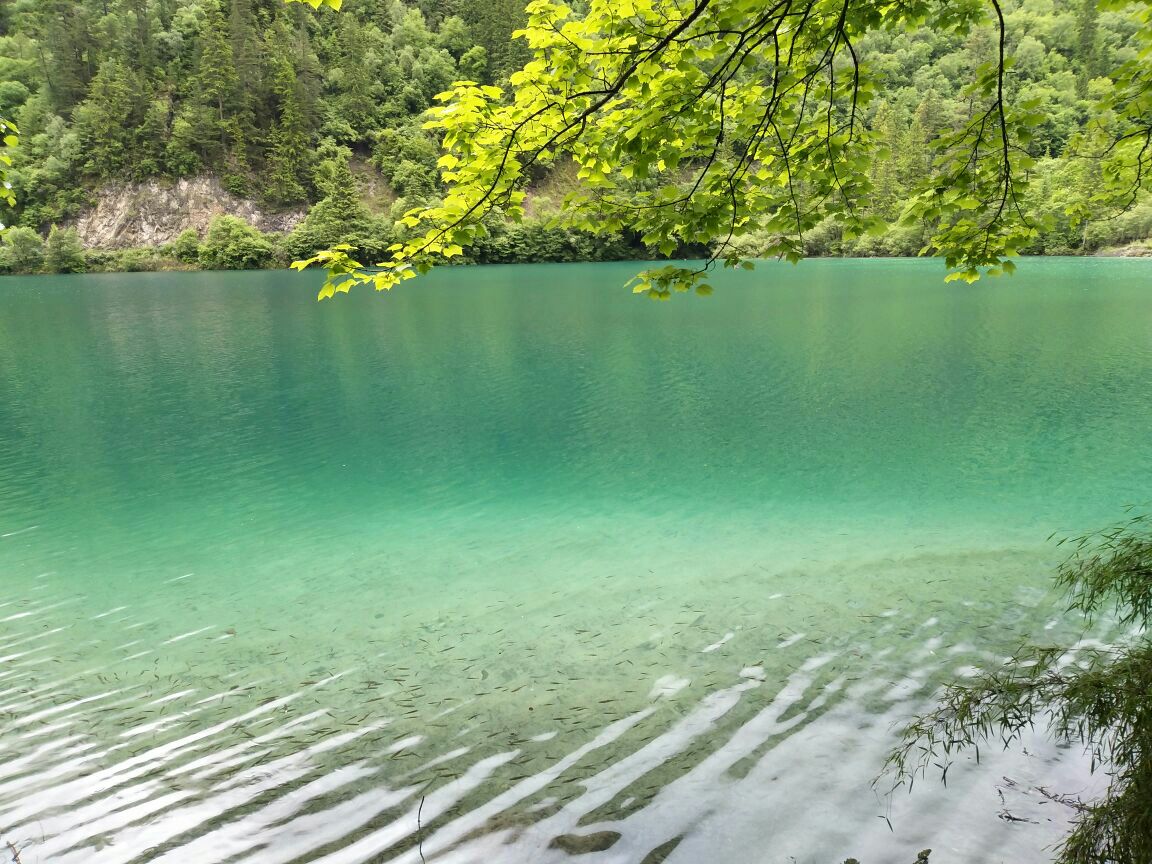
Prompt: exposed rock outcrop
<box><xmin>71</xmin><ymin>177</ymin><xmax>306</xmax><ymax>249</ymax></box>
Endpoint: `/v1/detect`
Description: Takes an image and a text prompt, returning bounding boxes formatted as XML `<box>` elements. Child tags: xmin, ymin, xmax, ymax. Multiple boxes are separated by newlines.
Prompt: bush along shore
<box><xmin>2</xmin><ymin>209</ymin><xmax>1150</xmax><ymax>277</ymax></box>
<box><xmin>0</xmin><ymin>218</ymin><xmax>652</xmax><ymax>276</ymax></box>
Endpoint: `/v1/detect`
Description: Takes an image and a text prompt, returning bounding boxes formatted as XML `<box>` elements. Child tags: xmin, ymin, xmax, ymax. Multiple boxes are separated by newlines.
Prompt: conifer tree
<box><xmin>26</xmin><ymin>0</ymin><xmax>99</xmax><ymax>111</ymax></box>
<box><xmin>72</xmin><ymin>60</ymin><xmax>138</xmax><ymax>178</ymax></box>
<box><xmin>869</xmin><ymin>102</ymin><xmax>902</xmax><ymax>221</ymax></box>
<box><xmin>125</xmin><ymin>0</ymin><xmax>156</xmax><ymax>74</ymax></box>
<box><xmin>196</xmin><ymin>0</ymin><xmax>248</xmax><ymax>186</ymax></box>
<box><xmin>228</xmin><ymin>0</ymin><xmax>261</xmax><ymax>146</ymax></box>
<box><xmin>327</xmin><ymin>16</ymin><xmax>378</xmax><ymax>141</ymax></box>
<box><xmin>264</xmin><ymin>37</ymin><xmax>310</xmax><ymax>203</ymax></box>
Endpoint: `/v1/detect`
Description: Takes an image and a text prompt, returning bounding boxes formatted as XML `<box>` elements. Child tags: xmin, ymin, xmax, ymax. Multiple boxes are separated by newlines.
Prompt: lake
<box><xmin>1</xmin><ymin>259</ymin><xmax>1149</xmax><ymax>864</ymax></box>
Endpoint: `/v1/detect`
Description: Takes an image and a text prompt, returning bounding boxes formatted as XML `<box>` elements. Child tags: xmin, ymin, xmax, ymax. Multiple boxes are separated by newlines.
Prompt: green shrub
<box><xmin>458</xmin><ymin>45</ymin><xmax>488</xmax><ymax>82</ymax></box>
<box><xmin>221</xmin><ymin>171</ymin><xmax>250</xmax><ymax>198</ymax></box>
<box><xmin>371</xmin><ymin>124</ymin><xmax>441</xmax><ymax>188</ymax></box>
<box><xmin>43</xmin><ymin>225</ymin><xmax>86</xmax><ymax>273</ymax></box>
<box><xmin>282</xmin><ymin>212</ymin><xmax>394</xmax><ymax>264</ymax></box>
<box><xmin>0</xmin><ymin>80</ymin><xmax>30</xmax><ymax>116</ymax></box>
<box><xmin>468</xmin><ymin>219</ymin><xmax>637</xmax><ymax>264</ymax></box>
<box><xmin>116</xmin><ymin>248</ymin><xmax>166</xmax><ymax>272</ymax></box>
<box><xmin>801</xmin><ymin>219</ymin><xmax>844</xmax><ymax>257</ymax></box>
<box><xmin>1083</xmin><ymin>202</ymin><xmax>1152</xmax><ymax>251</ymax></box>
<box><xmin>198</xmin><ymin>216</ymin><xmax>275</xmax><ymax>270</ymax></box>
<box><xmin>0</xmin><ymin>226</ymin><xmax>44</xmax><ymax>273</ymax></box>
<box><xmin>83</xmin><ymin>248</ymin><xmax>174</xmax><ymax>273</ymax></box>
<box><xmin>390</xmin><ymin>159</ymin><xmax>438</xmax><ymax>199</ymax></box>
<box><xmin>81</xmin><ymin>248</ymin><xmax>116</xmax><ymax>271</ymax></box>
<box><xmin>879</xmin><ymin>223</ymin><xmax>928</xmax><ymax>257</ymax></box>
<box><xmin>169</xmin><ymin>228</ymin><xmax>202</xmax><ymax>264</ymax></box>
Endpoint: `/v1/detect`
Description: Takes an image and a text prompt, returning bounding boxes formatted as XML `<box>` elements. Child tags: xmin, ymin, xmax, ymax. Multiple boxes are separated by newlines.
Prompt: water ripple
<box><xmin>4</xmin><ymin>264</ymin><xmax>1148</xmax><ymax>862</ymax></box>
<box><xmin>1</xmin><ymin>576</ymin><xmax>1101</xmax><ymax>864</ymax></box>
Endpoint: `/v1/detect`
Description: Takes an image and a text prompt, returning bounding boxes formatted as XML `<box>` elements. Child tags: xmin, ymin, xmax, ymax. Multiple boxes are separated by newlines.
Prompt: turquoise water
<box><xmin>0</xmin><ymin>258</ymin><xmax>1149</xmax><ymax>863</ymax></box>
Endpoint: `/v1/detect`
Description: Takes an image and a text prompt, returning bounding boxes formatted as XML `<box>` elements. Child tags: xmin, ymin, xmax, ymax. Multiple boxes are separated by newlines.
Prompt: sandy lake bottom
<box><xmin>2</xmin><ymin>259</ymin><xmax>1149</xmax><ymax>862</ymax></box>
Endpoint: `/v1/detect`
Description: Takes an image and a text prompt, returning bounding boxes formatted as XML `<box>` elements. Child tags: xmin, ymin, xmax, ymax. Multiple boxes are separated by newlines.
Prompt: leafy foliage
<box><xmin>0</xmin><ymin>225</ymin><xmax>43</xmax><ymax>272</ymax></box>
<box><xmin>43</xmin><ymin>225</ymin><xmax>85</xmax><ymax>273</ymax></box>
<box><xmin>198</xmin><ymin>215</ymin><xmax>275</xmax><ymax>269</ymax></box>
<box><xmin>0</xmin><ymin>114</ymin><xmax>16</xmax><ymax>229</ymax></box>
<box><xmin>1</xmin><ymin>0</ymin><xmax>518</xmax><ymax>229</ymax></box>
<box><xmin>0</xmin><ymin>0</ymin><xmax>1149</xmax><ymax>276</ymax></box>
<box><xmin>169</xmin><ymin>229</ymin><xmax>203</xmax><ymax>265</ymax></box>
<box><xmin>883</xmin><ymin>514</ymin><xmax>1152</xmax><ymax>864</ymax></box>
<box><xmin>288</xmin><ymin>0</ymin><xmax>1152</xmax><ymax>298</ymax></box>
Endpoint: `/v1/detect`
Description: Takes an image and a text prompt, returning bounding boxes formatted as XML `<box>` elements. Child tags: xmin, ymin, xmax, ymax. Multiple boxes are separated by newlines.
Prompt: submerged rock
<box><xmin>549</xmin><ymin>831</ymin><xmax>622</xmax><ymax>854</ymax></box>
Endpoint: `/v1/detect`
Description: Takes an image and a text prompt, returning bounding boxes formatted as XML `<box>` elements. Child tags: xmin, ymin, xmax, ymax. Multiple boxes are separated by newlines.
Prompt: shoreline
<box><xmin>1</xmin><ymin>246</ymin><xmax>1149</xmax><ymax>279</ymax></box>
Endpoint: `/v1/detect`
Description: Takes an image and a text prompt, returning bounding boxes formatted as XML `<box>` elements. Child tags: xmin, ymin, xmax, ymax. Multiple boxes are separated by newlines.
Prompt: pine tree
<box><xmin>197</xmin><ymin>0</ymin><xmax>241</xmax><ymax>129</ymax></box>
<box><xmin>136</xmin><ymin>97</ymin><xmax>170</xmax><ymax>179</ymax></box>
<box><xmin>328</xmin><ymin>16</ymin><xmax>377</xmax><ymax>141</ymax></box>
<box><xmin>896</xmin><ymin>102</ymin><xmax>931</xmax><ymax>198</ymax></box>
<box><xmin>27</xmin><ymin>0</ymin><xmax>100</xmax><ymax>111</ymax></box>
<box><xmin>868</xmin><ymin>101</ymin><xmax>902</xmax><ymax>221</ymax></box>
<box><xmin>72</xmin><ymin>60</ymin><xmax>139</xmax><ymax>178</ymax></box>
<box><xmin>1075</xmin><ymin>0</ymin><xmax>1101</xmax><ymax>95</ymax></box>
<box><xmin>450</xmin><ymin>0</ymin><xmax>528</xmax><ymax>81</ymax></box>
<box><xmin>263</xmin><ymin>38</ymin><xmax>310</xmax><ymax>203</ymax></box>
<box><xmin>228</xmin><ymin>0</ymin><xmax>261</xmax><ymax>143</ymax></box>
<box><xmin>195</xmin><ymin>0</ymin><xmax>249</xmax><ymax>184</ymax></box>
<box><xmin>125</xmin><ymin>0</ymin><xmax>156</xmax><ymax>74</ymax></box>
<box><xmin>313</xmin><ymin>153</ymin><xmax>368</xmax><ymax>226</ymax></box>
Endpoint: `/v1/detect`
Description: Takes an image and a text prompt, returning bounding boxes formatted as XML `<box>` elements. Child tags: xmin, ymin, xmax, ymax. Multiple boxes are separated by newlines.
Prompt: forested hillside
<box><xmin>0</xmin><ymin>0</ymin><xmax>1148</xmax><ymax>273</ymax></box>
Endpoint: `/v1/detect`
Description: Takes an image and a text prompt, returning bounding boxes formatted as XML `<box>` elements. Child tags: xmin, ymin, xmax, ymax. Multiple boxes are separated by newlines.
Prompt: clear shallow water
<box><xmin>0</xmin><ymin>258</ymin><xmax>1149</xmax><ymax>863</ymax></box>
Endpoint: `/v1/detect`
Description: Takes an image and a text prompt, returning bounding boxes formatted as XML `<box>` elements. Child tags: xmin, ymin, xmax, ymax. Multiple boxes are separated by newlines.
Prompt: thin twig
<box><xmin>1036</xmin><ymin>785</ymin><xmax>1091</xmax><ymax>813</ymax></box>
<box><xmin>6</xmin><ymin>840</ymin><xmax>22</xmax><ymax>864</ymax></box>
<box><xmin>417</xmin><ymin>794</ymin><xmax>427</xmax><ymax>864</ymax></box>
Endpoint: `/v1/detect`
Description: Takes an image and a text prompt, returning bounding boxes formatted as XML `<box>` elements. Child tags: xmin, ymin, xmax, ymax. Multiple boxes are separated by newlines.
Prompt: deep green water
<box><xmin>1</xmin><ymin>259</ymin><xmax>1149</xmax><ymax>864</ymax></box>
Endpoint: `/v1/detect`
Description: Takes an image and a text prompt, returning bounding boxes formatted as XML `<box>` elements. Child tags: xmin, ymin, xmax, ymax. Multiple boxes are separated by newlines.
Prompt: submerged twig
<box><xmin>417</xmin><ymin>794</ymin><xmax>427</xmax><ymax>864</ymax></box>
<box><xmin>1036</xmin><ymin>785</ymin><xmax>1091</xmax><ymax>813</ymax></box>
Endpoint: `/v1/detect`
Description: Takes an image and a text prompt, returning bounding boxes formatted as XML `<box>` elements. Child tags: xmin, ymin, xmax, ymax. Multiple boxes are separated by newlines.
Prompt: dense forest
<box><xmin>0</xmin><ymin>0</ymin><xmax>1149</xmax><ymax>273</ymax></box>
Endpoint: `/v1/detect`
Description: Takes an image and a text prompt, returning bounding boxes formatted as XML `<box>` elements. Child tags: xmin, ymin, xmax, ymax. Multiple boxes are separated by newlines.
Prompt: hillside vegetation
<box><xmin>0</xmin><ymin>0</ymin><xmax>1149</xmax><ymax>273</ymax></box>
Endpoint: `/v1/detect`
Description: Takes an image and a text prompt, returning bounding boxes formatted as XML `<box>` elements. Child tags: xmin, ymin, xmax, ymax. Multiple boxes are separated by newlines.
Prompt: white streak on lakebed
<box><xmin>0</xmin><ymin>532</ymin><xmax>1110</xmax><ymax>864</ymax></box>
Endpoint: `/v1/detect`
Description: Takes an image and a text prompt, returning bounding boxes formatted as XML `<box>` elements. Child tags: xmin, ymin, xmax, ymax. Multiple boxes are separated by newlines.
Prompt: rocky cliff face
<box><xmin>71</xmin><ymin>177</ymin><xmax>306</xmax><ymax>249</ymax></box>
